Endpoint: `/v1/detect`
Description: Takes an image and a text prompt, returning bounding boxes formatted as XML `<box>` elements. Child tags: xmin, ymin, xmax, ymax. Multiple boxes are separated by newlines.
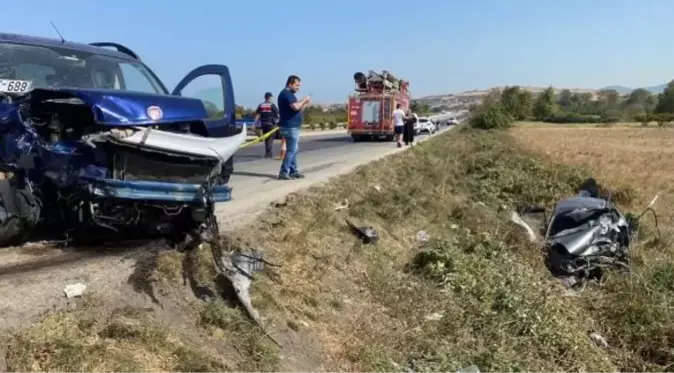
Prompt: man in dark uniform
<box><xmin>403</xmin><ymin>109</ymin><xmax>416</xmax><ymax>146</ymax></box>
<box><xmin>255</xmin><ymin>92</ymin><xmax>280</xmax><ymax>158</ymax></box>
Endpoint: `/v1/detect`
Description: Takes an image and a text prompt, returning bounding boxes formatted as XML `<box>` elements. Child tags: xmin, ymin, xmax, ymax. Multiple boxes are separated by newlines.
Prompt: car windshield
<box><xmin>419</xmin><ymin>118</ymin><xmax>428</xmax><ymax>122</ymax></box>
<box><xmin>0</xmin><ymin>42</ymin><xmax>165</xmax><ymax>94</ymax></box>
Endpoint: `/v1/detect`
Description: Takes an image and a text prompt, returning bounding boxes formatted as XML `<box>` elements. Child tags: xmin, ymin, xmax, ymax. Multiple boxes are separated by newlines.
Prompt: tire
<box><xmin>352</xmin><ymin>135</ymin><xmax>363</xmax><ymax>142</ymax></box>
<box><xmin>0</xmin><ymin>179</ymin><xmax>40</xmax><ymax>247</ymax></box>
<box><xmin>219</xmin><ymin>156</ymin><xmax>234</xmax><ymax>185</ymax></box>
<box><xmin>385</xmin><ymin>135</ymin><xmax>395</xmax><ymax>142</ymax></box>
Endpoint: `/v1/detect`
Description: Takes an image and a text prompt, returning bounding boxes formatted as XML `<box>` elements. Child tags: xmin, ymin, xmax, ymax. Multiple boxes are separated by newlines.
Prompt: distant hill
<box><xmin>415</xmin><ymin>86</ymin><xmax>599</xmax><ymax>110</ymax></box>
<box><xmin>600</xmin><ymin>84</ymin><xmax>667</xmax><ymax>95</ymax></box>
<box><xmin>415</xmin><ymin>83</ymin><xmax>670</xmax><ymax>110</ymax></box>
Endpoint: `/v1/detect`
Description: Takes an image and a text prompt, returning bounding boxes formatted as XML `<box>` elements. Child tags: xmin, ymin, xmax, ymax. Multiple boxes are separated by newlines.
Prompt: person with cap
<box><xmin>254</xmin><ymin>92</ymin><xmax>280</xmax><ymax>158</ymax></box>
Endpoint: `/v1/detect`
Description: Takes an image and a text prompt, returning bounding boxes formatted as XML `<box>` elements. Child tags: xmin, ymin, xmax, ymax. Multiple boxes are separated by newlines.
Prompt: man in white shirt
<box><xmin>392</xmin><ymin>104</ymin><xmax>406</xmax><ymax>148</ymax></box>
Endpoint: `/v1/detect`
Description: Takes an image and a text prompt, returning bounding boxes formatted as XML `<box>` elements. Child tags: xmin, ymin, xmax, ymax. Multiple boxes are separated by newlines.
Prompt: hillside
<box><xmin>415</xmin><ymin>82</ymin><xmax>669</xmax><ymax>110</ymax></box>
<box><xmin>601</xmin><ymin>84</ymin><xmax>666</xmax><ymax>95</ymax></box>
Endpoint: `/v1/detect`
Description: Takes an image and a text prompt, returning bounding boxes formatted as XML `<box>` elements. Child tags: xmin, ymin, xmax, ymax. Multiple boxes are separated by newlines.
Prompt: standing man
<box><xmin>254</xmin><ymin>92</ymin><xmax>280</xmax><ymax>158</ymax></box>
<box><xmin>392</xmin><ymin>104</ymin><xmax>406</xmax><ymax>148</ymax></box>
<box><xmin>277</xmin><ymin>75</ymin><xmax>311</xmax><ymax>180</ymax></box>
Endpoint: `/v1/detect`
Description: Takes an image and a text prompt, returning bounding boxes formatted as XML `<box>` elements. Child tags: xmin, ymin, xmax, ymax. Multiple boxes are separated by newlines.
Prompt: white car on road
<box><xmin>416</xmin><ymin>116</ymin><xmax>437</xmax><ymax>135</ymax></box>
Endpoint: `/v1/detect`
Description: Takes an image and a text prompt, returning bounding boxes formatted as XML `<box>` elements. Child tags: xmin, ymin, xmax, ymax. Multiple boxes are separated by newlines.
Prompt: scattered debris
<box><xmin>346</xmin><ymin>219</ymin><xmax>379</xmax><ymax>244</ymax></box>
<box><xmin>416</xmin><ymin>230</ymin><xmax>430</xmax><ymax>243</ymax></box>
<box><xmin>208</xmin><ymin>242</ymin><xmax>282</xmax><ymax>347</ymax></box>
<box><xmin>63</xmin><ymin>283</ymin><xmax>86</xmax><ymax>299</ymax></box>
<box><xmin>424</xmin><ymin>311</ymin><xmax>444</xmax><ymax>321</ymax></box>
<box><xmin>372</xmin><ymin>184</ymin><xmax>383</xmax><ymax>193</ymax></box>
<box><xmin>510</xmin><ymin>211</ymin><xmax>537</xmax><ymax>243</ymax></box>
<box><xmin>457</xmin><ymin>364</ymin><xmax>480</xmax><ymax>373</ymax></box>
<box><xmin>334</xmin><ymin>200</ymin><xmax>349</xmax><ymax>211</ymax></box>
<box><xmin>450</xmin><ymin>223</ymin><xmax>459</xmax><ymax>230</ymax></box>
<box><xmin>512</xmin><ymin>178</ymin><xmax>658</xmax><ymax>289</ymax></box>
<box><xmin>589</xmin><ymin>331</ymin><xmax>609</xmax><ymax>348</ymax></box>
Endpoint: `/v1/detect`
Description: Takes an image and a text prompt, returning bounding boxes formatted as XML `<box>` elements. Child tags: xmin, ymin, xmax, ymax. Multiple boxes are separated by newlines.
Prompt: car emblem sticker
<box><xmin>147</xmin><ymin>105</ymin><xmax>163</xmax><ymax>121</ymax></box>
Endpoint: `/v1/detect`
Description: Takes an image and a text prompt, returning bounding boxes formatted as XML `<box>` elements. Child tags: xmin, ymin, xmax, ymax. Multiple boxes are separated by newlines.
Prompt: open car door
<box><xmin>172</xmin><ymin>64</ymin><xmax>236</xmax><ymax>138</ymax></box>
<box><xmin>173</xmin><ymin>64</ymin><xmax>238</xmax><ymax>185</ymax></box>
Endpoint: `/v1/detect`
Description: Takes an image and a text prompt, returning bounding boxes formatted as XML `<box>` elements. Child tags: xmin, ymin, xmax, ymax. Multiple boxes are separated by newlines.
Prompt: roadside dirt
<box><xmin>0</xmin><ymin>128</ymin><xmax>449</xmax><ymax>371</ymax></box>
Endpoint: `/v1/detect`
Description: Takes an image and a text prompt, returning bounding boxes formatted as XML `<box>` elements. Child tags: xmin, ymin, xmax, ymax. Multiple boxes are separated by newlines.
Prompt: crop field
<box><xmin>512</xmin><ymin>123</ymin><xmax>674</xmax><ymax>224</ymax></box>
<box><xmin>4</xmin><ymin>123</ymin><xmax>674</xmax><ymax>372</ymax></box>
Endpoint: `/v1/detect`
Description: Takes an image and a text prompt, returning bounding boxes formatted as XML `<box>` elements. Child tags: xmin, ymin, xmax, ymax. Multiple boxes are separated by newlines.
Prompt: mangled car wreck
<box><xmin>0</xmin><ymin>33</ymin><xmax>246</xmax><ymax>247</ymax></box>
<box><xmin>512</xmin><ymin>178</ymin><xmax>658</xmax><ymax>289</ymax></box>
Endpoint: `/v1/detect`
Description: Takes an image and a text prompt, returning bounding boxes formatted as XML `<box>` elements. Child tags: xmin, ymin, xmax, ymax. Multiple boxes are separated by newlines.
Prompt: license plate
<box><xmin>0</xmin><ymin>79</ymin><xmax>32</xmax><ymax>93</ymax></box>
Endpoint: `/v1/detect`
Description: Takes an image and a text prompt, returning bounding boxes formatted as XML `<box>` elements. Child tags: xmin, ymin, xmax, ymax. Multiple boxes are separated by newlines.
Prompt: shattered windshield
<box><xmin>0</xmin><ymin>42</ymin><xmax>165</xmax><ymax>94</ymax></box>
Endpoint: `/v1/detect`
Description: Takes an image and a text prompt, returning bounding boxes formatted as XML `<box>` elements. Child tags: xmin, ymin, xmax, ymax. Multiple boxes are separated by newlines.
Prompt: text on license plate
<box><xmin>0</xmin><ymin>79</ymin><xmax>32</xmax><ymax>93</ymax></box>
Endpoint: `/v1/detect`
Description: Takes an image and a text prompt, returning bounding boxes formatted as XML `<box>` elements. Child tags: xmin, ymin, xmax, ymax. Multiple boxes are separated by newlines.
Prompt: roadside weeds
<box><xmin>5</xmin><ymin>125</ymin><xmax>674</xmax><ymax>371</ymax></box>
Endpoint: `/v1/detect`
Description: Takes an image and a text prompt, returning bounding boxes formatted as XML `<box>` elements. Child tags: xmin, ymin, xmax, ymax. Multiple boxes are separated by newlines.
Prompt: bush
<box><xmin>319</xmin><ymin>122</ymin><xmax>326</xmax><ymax>130</ymax></box>
<box><xmin>543</xmin><ymin>112</ymin><xmax>602</xmax><ymax>124</ymax></box>
<box><xmin>469</xmin><ymin>105</ymin><xmax>514</xmax><ymax>130</ymax></box>
<box><xmin>652</xmin><ymin>113</ymin><xmax>674</xmax><ymax>127</ymax></box>
<box><xmin>328</xmin><ymin>121</ymin><xmax>337</xmax><ymax>129</ymax></box>
<box><xmin>601</xmin><ymin>109</ymin><xmax>623</xmax><ymax>124</ymax></box>
<box><xmin>635</xmin><ymin>114</ymin><xmax>651</xmax><ymax>127</ymax></box>
<box><xmin>309</xmin><ymin>123</ymin><xmax>317</xmax><ymax>130</ymax></box>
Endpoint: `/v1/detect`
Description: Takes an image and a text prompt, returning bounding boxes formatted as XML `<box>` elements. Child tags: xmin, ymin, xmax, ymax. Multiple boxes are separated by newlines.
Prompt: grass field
<box><xmin>5</xmin><ymin>123</ymin><xmax>674</xmax><ymax>371</ymax></box>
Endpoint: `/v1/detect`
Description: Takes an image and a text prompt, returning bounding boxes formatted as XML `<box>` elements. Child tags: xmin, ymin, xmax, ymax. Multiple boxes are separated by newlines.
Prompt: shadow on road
<box><xmin>312</xmin><ymin>136</ymin><xmax>355</xmax><ymax>143</ymax></box>
<box><xmin>232</xmin><ymin>171</ymin><xmax>279</xmax><ymax>179</ymax></box>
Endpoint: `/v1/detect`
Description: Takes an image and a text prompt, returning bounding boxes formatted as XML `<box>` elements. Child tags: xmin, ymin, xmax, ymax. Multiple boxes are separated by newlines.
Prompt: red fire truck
<box><xmin>347</xmin><ymin>70</ymin><xmax>410</xmax><ymax>142</ymax></box>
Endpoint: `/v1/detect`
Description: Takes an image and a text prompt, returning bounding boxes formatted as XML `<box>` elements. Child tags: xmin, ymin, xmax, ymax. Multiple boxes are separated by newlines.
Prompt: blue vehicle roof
<box><xmin>0</xmin><ymin>32</ymin><xmax>136</xmax><ymax>61</ymax></box>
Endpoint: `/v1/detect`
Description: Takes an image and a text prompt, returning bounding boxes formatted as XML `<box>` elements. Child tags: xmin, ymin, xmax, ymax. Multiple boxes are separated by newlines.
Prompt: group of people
<box><xmin>254</xmin><ymin>76</ymin><xmax>418</xmax><ymax>181</ymax></box>
<box><xmin>254</xmin><ymin>75</ymin><xmax>308</xmax><ymax>180</ymax></box>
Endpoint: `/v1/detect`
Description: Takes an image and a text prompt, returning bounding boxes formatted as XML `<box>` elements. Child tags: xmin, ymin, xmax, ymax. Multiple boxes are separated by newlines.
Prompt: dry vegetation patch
<box><xmin>7</xmin><ymin>124</ymin><xmax>674</xmax><ymax>372</ymax></box>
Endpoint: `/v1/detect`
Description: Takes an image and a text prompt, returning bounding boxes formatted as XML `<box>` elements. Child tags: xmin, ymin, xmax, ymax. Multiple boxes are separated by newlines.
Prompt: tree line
<box><xmin>469</xmin><ymin>80</ymin><xmax>674</xmax><ymax>129</ymax></box>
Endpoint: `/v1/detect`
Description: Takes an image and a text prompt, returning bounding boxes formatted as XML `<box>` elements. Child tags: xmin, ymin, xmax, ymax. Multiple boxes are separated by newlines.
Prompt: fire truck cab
<box><xmin>347</xmin><ymin>70</ymin><xmax>410</xmax><ymax>142</ymax></box>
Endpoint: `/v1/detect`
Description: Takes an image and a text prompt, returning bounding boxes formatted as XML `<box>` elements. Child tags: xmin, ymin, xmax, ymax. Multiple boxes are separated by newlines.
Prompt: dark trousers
<box><xmin>261</xmin><ymin>125</ymin><xmax>275</xmax><ymax>156</ymax></box>
<box><xmin>403</xmin><ymin>121</ymin><xmax>415</xmax><ymax>145</ymax></box>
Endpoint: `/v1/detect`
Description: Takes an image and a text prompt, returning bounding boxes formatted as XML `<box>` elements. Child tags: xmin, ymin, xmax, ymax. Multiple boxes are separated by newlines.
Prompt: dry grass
<box><xmin>4</xmin><ymin>296</ymin><xmax>229</xmax><ymax>372</ymax></box>
<box><xmin>512</xmin><ymin>123</ymin><xmax>674</xmax><ymax>371</ymax></box>
<box><xmin>511</xmin><ymin>124</ymin><xmax>674</xmax><ymax>223</ymax></box>
<box><xmin>8</xmin><ymin>123</ymin><xmax>674</xmax><ymax>371</ymax></box>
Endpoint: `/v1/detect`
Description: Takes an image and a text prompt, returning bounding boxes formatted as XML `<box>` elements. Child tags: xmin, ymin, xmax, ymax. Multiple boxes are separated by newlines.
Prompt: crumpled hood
<box><xmin>31</xmin><ymin>88</ymin><xmax>210</xmax><ymax>126</ymax></box>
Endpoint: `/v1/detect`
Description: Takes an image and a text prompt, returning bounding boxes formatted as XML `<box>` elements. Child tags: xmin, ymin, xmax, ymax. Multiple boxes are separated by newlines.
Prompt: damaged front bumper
<box><xmin>86</xmin><ymin>179</ymin><xmax>232</xmax><ymax>203</ymax></box>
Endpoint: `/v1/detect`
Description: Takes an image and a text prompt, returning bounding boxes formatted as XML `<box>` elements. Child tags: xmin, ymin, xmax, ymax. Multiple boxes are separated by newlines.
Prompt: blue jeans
<box><xmin>279</xmin><ymin>127</ymin><xmax>300</xmax><ymax>176</ymax></box>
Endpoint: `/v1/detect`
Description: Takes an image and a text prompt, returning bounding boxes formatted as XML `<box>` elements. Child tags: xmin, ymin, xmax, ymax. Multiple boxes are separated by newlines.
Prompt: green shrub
<box><xmin>469</xmin><ymin>105</ymin><xmax>514</xmax><ymax>130</ymax></box>
<box><xmin>543</xmin><ymin>112</ymin><xmax>602</xmax><ymax>124</ymax></box>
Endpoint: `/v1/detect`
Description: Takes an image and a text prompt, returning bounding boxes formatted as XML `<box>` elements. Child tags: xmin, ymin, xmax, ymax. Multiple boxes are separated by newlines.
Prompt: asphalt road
<box><xmin>234</xmin><ymin>130</ymin><xmax>439</xmax><ymax>163</ymax></box>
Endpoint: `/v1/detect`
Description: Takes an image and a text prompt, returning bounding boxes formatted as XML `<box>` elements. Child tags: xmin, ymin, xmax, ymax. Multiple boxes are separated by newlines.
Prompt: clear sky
<box><xmin>3</xmin><ymin>0</ymin><xmax>674</xmax><ymax>107</ymax></box>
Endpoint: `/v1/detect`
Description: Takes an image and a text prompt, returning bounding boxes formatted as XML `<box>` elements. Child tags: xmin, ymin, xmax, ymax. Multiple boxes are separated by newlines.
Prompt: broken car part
<box><xmin>0</xmin><ymin>32</ymin><xmax>245</xmax><ymax>246</ymax></box>
<box><xmin>346</xmin><ymin>219</ymin><xmax>379</xmax><ymax>244</ymax></box>
<box><xmin>512</xmin><ymin>178</ymin><xmax>659</xmax><ymax>288</ymax></box>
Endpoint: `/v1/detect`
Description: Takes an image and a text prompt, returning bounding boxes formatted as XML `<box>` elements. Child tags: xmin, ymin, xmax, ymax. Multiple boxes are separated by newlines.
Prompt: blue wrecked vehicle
<box><xmin>0</xmin><ymin>33</ymin><xmax>247</xmax><ymax>247</ymax></box>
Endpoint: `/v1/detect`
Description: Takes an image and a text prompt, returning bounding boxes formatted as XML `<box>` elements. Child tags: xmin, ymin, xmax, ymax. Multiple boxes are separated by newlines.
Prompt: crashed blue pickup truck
<box><xmin>0</xmin><ymin>33</ymin><xmax>246</xmax><ymax>247</ymax></box>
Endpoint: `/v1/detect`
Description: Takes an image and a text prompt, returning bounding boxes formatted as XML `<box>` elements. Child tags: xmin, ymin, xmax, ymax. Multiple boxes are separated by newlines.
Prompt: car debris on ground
<box><xmin>207</xmin><ymin>236</ymin><xmax>282</xmax><ymax>347</ymax></box>
<box><xmin>63</xmin><ymin>282</ymin><xmax>86</xmax><ymax>299</ymax></box>
<box><xmin>346</xmin><ymin>219</ymin><xmax>379</xmax><ymax>244</ymax></box>
<box><xmin>511</xmin><ymin>177</ymin><xmax>659</xmax><ymax>290</ymax></box>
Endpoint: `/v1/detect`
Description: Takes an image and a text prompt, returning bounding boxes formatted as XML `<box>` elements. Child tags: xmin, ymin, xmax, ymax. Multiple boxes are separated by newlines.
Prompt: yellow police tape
<box><xmin>239</xmin><ymin>127</ymin><xmax>280</xmax><ymax>149</ymax></box>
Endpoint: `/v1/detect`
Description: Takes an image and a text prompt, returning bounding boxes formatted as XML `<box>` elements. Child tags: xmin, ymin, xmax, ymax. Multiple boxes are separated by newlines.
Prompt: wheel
<box><xmin>0</xmin><ymin>178</ymin><xmax>40</xmax><ymax>247</ymax></box>
<box><xmin>219</xmin><ymin>156</ymin><xmax>234</xmax><ymax>185</ymax></box>
<box><xmin>385</xmin><ymin>135</ymin><xmax>395</xmax><ymax>141</ymax></box>
<box><xmin>352</xmin><ymin>135</ymin><xmax>363</xmax><ymax>142</ymax></box>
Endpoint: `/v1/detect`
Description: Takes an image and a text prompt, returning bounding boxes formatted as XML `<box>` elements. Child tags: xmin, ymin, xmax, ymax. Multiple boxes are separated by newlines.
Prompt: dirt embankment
<box><xmin>3</xmin><ymin>124</ymin><xmax>674</xmax><ymax>372</ymax></box>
